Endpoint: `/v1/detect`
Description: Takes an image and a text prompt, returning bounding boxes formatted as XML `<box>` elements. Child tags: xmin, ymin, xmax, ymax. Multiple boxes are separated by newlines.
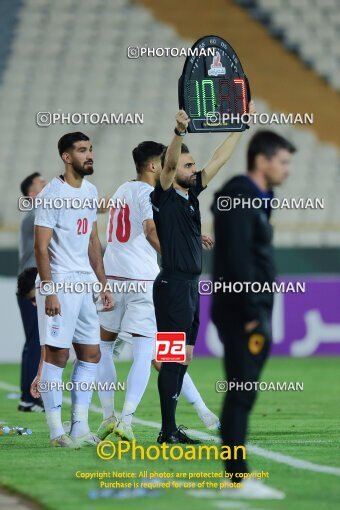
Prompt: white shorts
<box><xmin>36</xmin><ymin>273</ymin><xmax>100</xmax><ymax>348</ymax></box>
<box><xmin>98</xmin><ymin>280</ymin><xmax>156</xmax><ymax>338</ymax></box>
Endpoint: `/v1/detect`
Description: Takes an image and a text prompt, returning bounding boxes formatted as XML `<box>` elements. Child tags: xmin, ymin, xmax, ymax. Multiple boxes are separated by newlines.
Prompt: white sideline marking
<box><xmin>216</xmin><ymin>505</ymin><xmax>258</xmax><ymax>509</ymax></box>
<box><xmin>1</xmin><ymin>380</ymin><xmax>340</xmax><ymax>477</ymax></box>
<box><xmin>212</xmin><ymin>503</ymin><xmax>250</xmax><ymax>509</ymax></box>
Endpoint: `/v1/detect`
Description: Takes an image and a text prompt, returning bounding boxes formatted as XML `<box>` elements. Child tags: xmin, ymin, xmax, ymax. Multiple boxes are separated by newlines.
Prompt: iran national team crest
<box><xmin>208</xmin><ymin>51</ymin><xmax>226</xmax><ymax>77</ymax></box>
<box><xmin>51</xmin><ymin>325</ymin><xmax>60</xmax><ymax>337</ymax></box>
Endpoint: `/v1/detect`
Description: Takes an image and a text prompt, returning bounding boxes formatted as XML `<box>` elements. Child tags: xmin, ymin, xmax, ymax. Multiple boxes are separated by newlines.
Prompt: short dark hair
<box><xmin>17</xmin><ymin>267</ymin><xmax>38</xmax><ymax>298</ymax></box>
<box><xmin>58</xmin><ymin>132</ymin><xmax>89</xmax><ymax>157</ymax></box>
<box><xmin>132</xmin><ymin>141</ymin><xmax>166</xmax><ymax>173</ymax></box>
<box><xmin>160</xmin><ymin>143</ymin><xmax>190</xmax><ymax>168</ymax></box>
<box><xmin>247</xmin><ymin>131</ymin><xmax>296</xmax><ymax>171</ymax></box>
<box><xmin>20</xmin><ymin>172</ymin><xmax>41</xmax><ymax>197</ymax></box>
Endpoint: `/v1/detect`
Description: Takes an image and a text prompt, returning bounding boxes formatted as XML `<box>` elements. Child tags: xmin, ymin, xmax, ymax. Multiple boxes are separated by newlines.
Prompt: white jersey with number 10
<box><xmin>103</xmin><ymin>181</ymin><xmax>159</xmax><ymax>281</ymax></box>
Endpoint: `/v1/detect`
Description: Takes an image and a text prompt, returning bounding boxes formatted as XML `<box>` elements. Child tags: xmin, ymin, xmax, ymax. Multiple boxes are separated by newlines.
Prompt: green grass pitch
<box><xmin>0</xmin><ymin>357</ymin><xmax>339</xmax><ymax>510</ymax></box>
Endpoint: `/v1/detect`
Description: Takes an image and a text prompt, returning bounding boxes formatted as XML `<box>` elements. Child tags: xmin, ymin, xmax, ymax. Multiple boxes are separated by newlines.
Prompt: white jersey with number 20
<box><xmin>34</xmin><ymin>176</ymin><xmax>98</xmax><ymax>275</ymax></box>
<box><xmin>103</xmin><ymin>181</ymin><xmax>159</xmax><ymax>280</ymax></box>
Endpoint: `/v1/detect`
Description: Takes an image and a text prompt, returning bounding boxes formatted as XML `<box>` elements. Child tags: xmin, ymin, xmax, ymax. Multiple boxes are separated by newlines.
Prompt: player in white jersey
<box><xmin>34</xmin><ymin>132</ymin><xmax>112</xmax><ymax>448</ymax></box>
<box><xmin>96</xmin><ymin>134</ymin><xmax>220</xmax><ymax>442</ymax></box>
<box><xmin>96</xmin><ymin>141</ymin><xmax>163</xmax><ymax>441</ymax></box>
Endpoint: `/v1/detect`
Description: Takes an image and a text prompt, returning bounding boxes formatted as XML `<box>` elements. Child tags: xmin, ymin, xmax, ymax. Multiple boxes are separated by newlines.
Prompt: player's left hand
<box><xmin>101</xmin><ymin>290</ymin><xmax>114</xmax><ymax>311</ymax></box>
<box><xmin>249</xmin><ymin>100</ymin><xmax>256</xmax><ymax>115</ymax></box>
<box><xmin>202</xmin><ymin>234</ymin><xmax>214</xmax><ymax>250</ymax></box>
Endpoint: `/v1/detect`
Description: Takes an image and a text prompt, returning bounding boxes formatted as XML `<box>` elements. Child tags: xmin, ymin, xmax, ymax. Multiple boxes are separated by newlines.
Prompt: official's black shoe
<box><xmin>176</xmin><ymin>425</ymin><xmax>201</xmax><ymax>444</ymax></box>
<box><xmin>157</xmin><ymin>425</ymin><xmax>201</xmax><ymax>444</ymax></box>
<box><xmin>157</xmin><ymin>430</ymin><xmax>179</xmax><ymax>444</ymax></box>
<box><xmin>18</xmin><ymin>398</ymin><xmax>44</xmax><ymax>413</ymax></box>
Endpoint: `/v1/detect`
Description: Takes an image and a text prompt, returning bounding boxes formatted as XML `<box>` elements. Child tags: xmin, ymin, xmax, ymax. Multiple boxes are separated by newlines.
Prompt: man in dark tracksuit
<box><xmin>212</xmin><ymin>131</ymin><xmax>296</xmax><ymax>486</ymax></box>
<box><xmin>17</xmin><ymin>173</ymin><xmax>46</xmax><ymax>411</ymax></box>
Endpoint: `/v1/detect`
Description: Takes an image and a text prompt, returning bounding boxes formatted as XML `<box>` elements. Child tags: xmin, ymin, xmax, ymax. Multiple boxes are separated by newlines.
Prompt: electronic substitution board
<box><xmin>178</xmin><ymin>35</ymin><xmax>251</xmax><ymax>132</ymax></box>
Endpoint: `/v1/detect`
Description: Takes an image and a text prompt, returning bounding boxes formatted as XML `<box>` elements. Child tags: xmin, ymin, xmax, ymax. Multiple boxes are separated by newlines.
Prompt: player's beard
<box><xmin>73</xmin><ymin>161</ymin><xmax>94</xmax><ymax>177</ymax></box>
<box><xmin>175</xmin><ymin>174</ymin><xmax>196</xmax><ymax>190</ymax></box>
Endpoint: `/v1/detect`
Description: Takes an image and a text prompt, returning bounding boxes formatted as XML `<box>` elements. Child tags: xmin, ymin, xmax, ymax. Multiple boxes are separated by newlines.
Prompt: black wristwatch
<box><xmin>174</xmin><ymin>127</ymin><xmax>186</xmax><ymax>137</ymax></box>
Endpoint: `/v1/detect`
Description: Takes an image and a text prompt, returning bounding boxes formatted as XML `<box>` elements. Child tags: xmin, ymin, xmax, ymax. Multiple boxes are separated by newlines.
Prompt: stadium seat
<box><xmin>239</xmin><ymin>0</ymin><xmax>340</xmax><ymax>92</ymax></box>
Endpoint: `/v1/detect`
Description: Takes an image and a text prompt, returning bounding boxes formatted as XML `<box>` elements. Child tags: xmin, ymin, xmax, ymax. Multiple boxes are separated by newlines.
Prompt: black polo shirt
<box><xmin>150</xmin><ymin>171</ymin><xmax>206</xmax><ymax>276</ymax></box>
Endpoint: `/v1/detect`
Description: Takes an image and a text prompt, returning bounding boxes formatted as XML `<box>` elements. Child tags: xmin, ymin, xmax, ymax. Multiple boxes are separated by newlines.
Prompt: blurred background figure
<box><xmin>17</xmin><ymin>173</ymin><xmax>46</xmax><ymax>412</ymax></box>
<box><xmin>211</xmin><ymin>131</ymin><xmax>295</xmax><ymax>498</ymax></box>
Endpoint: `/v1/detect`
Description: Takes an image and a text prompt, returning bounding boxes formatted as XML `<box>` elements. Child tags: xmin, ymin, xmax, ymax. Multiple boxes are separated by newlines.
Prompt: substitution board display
<box><xmin>178</xmin><ymin>35</ymin><xmax>251</xmax><ymax>132</ymax></box>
